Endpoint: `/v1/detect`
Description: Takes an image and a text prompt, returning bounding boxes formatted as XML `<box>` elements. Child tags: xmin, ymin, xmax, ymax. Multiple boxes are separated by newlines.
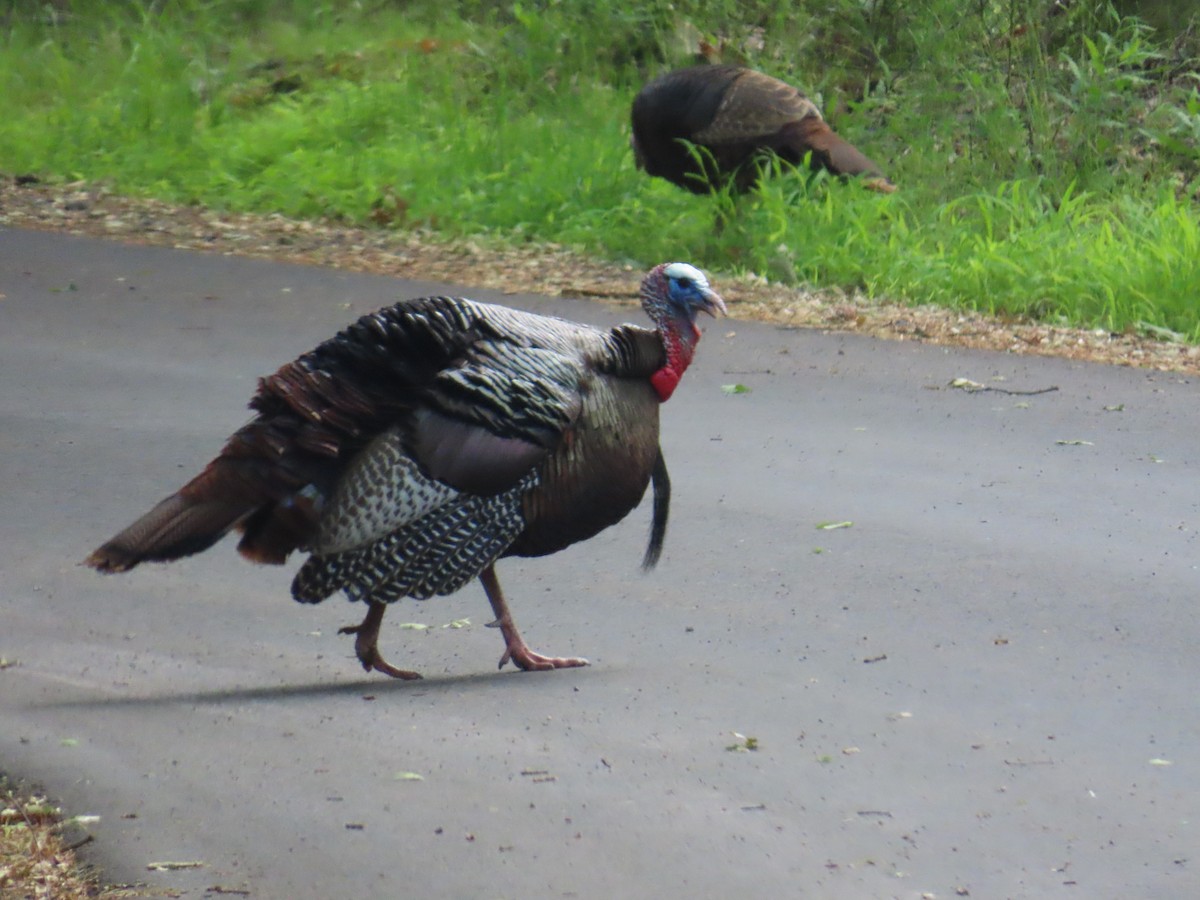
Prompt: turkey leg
<box><xmin>480</xmin><ymin>564</ymin><xmax>589</xmax><ymax>672</ymax></box>
<box><xmin>338</xmin><ymin>600</ymin><xmax>423</xmax><ymax>680</ymax></box>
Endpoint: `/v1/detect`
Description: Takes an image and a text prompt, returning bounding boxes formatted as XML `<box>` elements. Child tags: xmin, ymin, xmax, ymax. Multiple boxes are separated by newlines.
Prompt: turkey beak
<box><xmin>699</xmin><ymin>287</ymin><xmax>727</xmax><ymax>319</ymax></box>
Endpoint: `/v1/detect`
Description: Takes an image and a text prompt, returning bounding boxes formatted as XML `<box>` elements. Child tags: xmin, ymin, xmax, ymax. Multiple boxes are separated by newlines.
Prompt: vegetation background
<box><xmin>0</xmin><ymin>0</ymin><xmax>1198</xmax><ymax>341</ymax></box>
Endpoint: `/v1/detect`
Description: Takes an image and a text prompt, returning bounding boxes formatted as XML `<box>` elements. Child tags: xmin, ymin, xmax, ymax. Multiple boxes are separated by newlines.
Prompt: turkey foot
<box><xmin>480</xmin><ymin>564</ymin><xmax>589</xmax><ymax>672</ymax></box>
<box><xmin>338</xmin><ymin>601</ymin><xmax>422</xmax><ymax>680</ymax></box>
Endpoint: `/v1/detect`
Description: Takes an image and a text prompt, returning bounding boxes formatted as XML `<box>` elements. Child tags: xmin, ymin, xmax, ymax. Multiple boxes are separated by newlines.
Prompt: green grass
<box><xmin>1</xmin><ymin>0</ymin><xmax>1198</xmax><ymax>339</ymax></box>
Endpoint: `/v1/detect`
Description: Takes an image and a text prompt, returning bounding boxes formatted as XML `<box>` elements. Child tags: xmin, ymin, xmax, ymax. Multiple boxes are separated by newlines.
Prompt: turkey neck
<box><xmin>650</xmin><ymin>309</ymin><xmax>702</xmax><ymax>402</ymax></box>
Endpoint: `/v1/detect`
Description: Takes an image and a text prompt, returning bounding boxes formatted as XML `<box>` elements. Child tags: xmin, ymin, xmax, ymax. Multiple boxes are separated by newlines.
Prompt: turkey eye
<box><xmin>675</xmin><ymin>277</ymin><xmax>692</xmax><ymax>289</ymax></box>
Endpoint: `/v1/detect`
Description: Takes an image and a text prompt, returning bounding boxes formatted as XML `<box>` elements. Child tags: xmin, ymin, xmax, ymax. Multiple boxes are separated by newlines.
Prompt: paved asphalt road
<box><xmin>2</xmin><ymin>227</ymin><xmax>1197</xmax><ymax>898</ymax></box>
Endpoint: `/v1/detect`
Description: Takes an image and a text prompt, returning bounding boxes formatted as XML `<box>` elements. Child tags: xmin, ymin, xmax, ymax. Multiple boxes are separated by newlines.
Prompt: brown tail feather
<box><xmin>84</xmin><ymin>492</ymin><xmax>252</xmax><ymax>573</ymax></box>
<box><xmin>235</xmin><ymin>488</ymin><xmax>322</xmax><ymax>565</ymax></box>
<box><xmin>789</xmin><ymin>118</ymin><xmax>892</xmax><ymax>185</ymax></box>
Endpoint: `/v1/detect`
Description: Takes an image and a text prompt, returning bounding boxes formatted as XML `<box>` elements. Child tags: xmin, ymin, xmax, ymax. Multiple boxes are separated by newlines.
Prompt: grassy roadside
<box><xmin>1</xmin><ymin>1</ymin><xmax>1198</xmax><ymax>340</ymax></box>
<box><xmin>1</xmin><ymin>777</ymin><xmax>149</xmax><ymax>899</ymax></box>
<box><xmin>0</xmin><ymin>780</ymin><xmax>76</xmax><ymax>899</ymax></box>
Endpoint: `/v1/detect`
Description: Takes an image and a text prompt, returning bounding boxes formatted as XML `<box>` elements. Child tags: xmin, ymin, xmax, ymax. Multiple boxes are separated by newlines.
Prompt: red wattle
<box><xmin>651</xmin><ymin>367</ymin><xmax>680</xmax><ymax>402</ymax></box>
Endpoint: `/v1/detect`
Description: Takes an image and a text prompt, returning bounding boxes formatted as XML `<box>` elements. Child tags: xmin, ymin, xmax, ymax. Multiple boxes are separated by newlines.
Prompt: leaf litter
<box><xmin>726</xmin><ymin>732</ymin><xmax>759</xmax><ymax>752</ymax></box>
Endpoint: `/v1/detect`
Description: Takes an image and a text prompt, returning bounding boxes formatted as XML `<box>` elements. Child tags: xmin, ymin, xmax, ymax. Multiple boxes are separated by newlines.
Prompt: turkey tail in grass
<box><xmin>86</xmin><ymin>263</ymin><xmax>723</xmax><ymax>680</ymax></box>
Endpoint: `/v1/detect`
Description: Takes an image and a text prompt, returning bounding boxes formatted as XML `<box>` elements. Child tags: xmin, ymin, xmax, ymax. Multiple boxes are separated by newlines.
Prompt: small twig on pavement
<box><xmin>61</xmin><ymin>834</ymin><xmax>95</xmax><ymax>853</ymax></box>
<box><xmin>949</xmin><ymin>378</ymin><xmax>1059</xmax><ymax>396</ymax></box>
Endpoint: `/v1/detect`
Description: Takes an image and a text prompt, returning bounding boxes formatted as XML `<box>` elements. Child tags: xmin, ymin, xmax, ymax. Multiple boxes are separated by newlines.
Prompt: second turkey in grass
<box><xmin>632</xmin><ymin>64</ymin><xmax>895</xmax><ymax>195</ymax></box>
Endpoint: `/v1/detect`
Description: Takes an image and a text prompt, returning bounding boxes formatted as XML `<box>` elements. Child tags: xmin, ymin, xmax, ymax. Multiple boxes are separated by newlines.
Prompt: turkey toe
<box><xmin>500</xmin><ymin>644</ymin><xmax>590</xmax><ymax>672</ymax></box>
<box><xmin>362</xmin><ymin>651</ymin><xmax>423</xmax><ymax>681</ymax></box>
<box><xmin>339</xmin><ymin>602</ymin><xmax>422</xmax><ymax>680</ymax></box>
<box><xmin>482</xmin><ymin>564</ymin><xmax>588</xmax><ymax>673</ymax></box>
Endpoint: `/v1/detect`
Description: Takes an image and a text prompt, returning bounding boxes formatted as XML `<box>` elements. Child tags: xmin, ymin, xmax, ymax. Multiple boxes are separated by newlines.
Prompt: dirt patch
<box><xmin>3</xmin><ymin>176</ymin><xmax>1197</xmax><ymax>376</ymax></box>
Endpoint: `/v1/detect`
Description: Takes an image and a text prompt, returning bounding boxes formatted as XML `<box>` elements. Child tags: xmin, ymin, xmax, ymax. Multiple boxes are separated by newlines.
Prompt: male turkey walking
<box><xmin>86</xmin><ymin>263</ymin><xmax>725</xmax><ymax>679</ymax></box>
<box><xmin>632</xmin><ymin>65</ymin><xmax>895</xmax><ymax>195</ymax></box>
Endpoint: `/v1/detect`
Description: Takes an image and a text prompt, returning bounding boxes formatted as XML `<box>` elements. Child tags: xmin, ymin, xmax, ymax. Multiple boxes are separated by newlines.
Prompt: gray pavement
<box><xmin>1</xmin><ymin>226</ymin><xmax>1197</xmax><ymax>898</ymax></box>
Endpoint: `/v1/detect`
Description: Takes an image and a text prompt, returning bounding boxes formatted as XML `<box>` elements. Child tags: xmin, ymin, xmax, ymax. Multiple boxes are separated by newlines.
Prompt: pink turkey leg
<box><xmin>338</xmin><ymin>600</ymin><xmax>423</xmax><ymax>680</ymax></box>
<box><xmin>479</xmin><ymin>564</ymin><xmax>589</xmax><ymax>671</ymax></box>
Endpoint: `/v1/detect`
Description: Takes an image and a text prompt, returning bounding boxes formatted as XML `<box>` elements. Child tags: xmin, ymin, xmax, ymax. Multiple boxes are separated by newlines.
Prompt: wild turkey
<box><xmin>85</xmin><ymin>263</ymin><xmax>725</xmax><ymax>680</ymax></box>
<box><xmin>631</xmin><ymin>64</ymin><xmax>895</xmax><ymax>195</ymax></box>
